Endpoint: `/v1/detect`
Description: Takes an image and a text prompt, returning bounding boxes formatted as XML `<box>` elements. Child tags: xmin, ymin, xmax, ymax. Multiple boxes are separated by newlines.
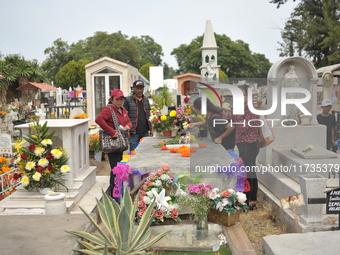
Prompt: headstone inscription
<box><xmin>325</xmin><ymin>187</ymin><xmax>340</xmax><ymax>229</ymax></box>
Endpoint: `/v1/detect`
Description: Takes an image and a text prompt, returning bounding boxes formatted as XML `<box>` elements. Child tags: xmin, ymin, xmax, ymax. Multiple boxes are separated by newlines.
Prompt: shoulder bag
<box><xmin>99</xmin><ymin>106</ymin><xmax>129</xmax><ymax>153</ymax></box>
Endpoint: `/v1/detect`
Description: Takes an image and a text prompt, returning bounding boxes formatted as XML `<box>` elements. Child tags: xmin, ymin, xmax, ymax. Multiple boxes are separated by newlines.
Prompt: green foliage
<box><xmin>55</xmin><ymin>59</ymin><xmax>90</xmax><ymax>89</ymax></box>
<box><xmin>0</xmin><ymin>54</ymin><xmax>47</xmax><ymax>104</ymax></box>
<box><xmin>276</xmin><ymin>0</ymin><xmax>340</xmax><ymax>68</ymax></box>
<box><xmin>171</xmin><ymin>34</ymin><xmax>271</xmax><ymax>78</ymax></box>
<box><xmin>66</xmin><ymin>189</ymin><xmax>170</xmax><ymax>255</ymax></box>
<box><xmin>130</xmin><ymin>35</ymin><xmax>164</xmax><ymax>67</ymax></box>
<box><xmin>43</xmin><ymin>32</ymin><xmax>165</xmax><ymax>83</ymax></box>
<box><xmin>140</xmin><ymin>63</ymin><xmax>154</xmax><ymax>81</ymax></box>
<box><xmin>151</xmin><ymin>86</ymin><xmax>175</xmax><ymax>110</ymax></box>
<box><xmin>163</xmin><ymin>63</ymin><xmax>178</xmax><ymax>79</ymax></box>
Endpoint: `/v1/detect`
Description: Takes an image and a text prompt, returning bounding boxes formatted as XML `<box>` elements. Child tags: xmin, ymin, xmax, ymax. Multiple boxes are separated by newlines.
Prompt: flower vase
<box><xmin>196</xmin><ymin>217</ymin><xmax>208</xmax><ymax>240</ymax></box>
<box><xmin>39</xmin><ymin>187</ymin><xmax>55</xmax><ymax>195</ymax></box>
<box><xmin>95</xmin><ymin>151</ymin><xmax>103</xmax><ymax>162</ymax></box>
<box><xmin>162</xmin><ymin>130</ymin><xmax>172</xmax><ymax>137</ymax></box>
<box><xmin>207</xmin><ymin>208</ymin><xmax>241</xmax><ymax>226</ymax></box>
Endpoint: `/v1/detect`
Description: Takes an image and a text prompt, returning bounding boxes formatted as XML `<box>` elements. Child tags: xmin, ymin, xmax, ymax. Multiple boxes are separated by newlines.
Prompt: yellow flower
<box><xmin>41</xmin><ymin>139</ymin><xmax>52</xmax><ymax>146</ymax></box>
<box><xmin>14</xmin><ymin>140</ymin><xmax>27</xmax><ymax>150</ymax></box>
<box><xmin>32</xmin><ymin>172</ymin><xmax>42</xmax><ymax>181</ymax></box>
<box><xmin>34</xmin><ymin>147</ymin><xmax>45</xmax><ymax>157</ymax></box>
<box><xmin>38</xmin><ymin>158</ymin><xmax>49</xmax><ymax>167</ymax></box>
<box><xmin>31</xmin><ymin>135</ymin><xmax>38</xmax><ymax>139</ymax></box>
<box><xmin>169</xmin><ymin>110</ymin><xmax>177</xmax><ymax>117</ymax></box>
<box><xmin>21</xmin><ymin>176</ymin><xmax>30</xmax><ymax>186</ymax></box>
<box><xmin>60</xmin><ymin>165</ymin><xmax>70</xmax><ymax>174</ymax></box>
<box><xmin>51</xmin><ymin>149</ymin><xmax>63</xmax><ymax>159</ymax></box>
<box><xmin>160</xmin><ymin>115</ymin><xmax>167</xmax><ymax>121</ymax></box>
<box><xmin>25</xmin><ymin>161</ymin><xmax>36</xmax><ymax>171</ymax></box>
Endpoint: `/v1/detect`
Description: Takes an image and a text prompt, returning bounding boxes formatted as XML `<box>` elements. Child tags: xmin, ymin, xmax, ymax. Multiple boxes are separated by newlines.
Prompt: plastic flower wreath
<box><xmin>136</xmin><ymin>165</ymin><xmax>181</xmax><ymax>224</ymax></box>
<box><xmin>209</xmin><ymin>188</ymin><xmax>248</xmax><ymax>216</ymax></box>
<box><xmin>14</xmin><ymin>121</ymin><xmax>70</xmax><ymax>191</ymax></box>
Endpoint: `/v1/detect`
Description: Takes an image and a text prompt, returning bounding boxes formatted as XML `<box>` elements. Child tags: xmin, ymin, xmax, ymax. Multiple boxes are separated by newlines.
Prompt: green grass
<box><xmin>152</xmin><ymin>245</ymin><xmax>230</xmax><ymax>255</ymax></box>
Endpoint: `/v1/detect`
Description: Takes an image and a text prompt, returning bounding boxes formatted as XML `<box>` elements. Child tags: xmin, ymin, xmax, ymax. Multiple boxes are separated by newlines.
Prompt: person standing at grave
<box><xmin>188</xmin><ymin>97</ymin><xmax>235</xmax><ymax>150</ymax></box>
<box><xmin>95</xmin><ymin>89</ymin><xmax>132</xmax><ymax>199</ymax></box>
<box><xmin>317</xmin><ymin>99</ymin><xmax>336</xmax><ymax>151</ymax></box>
<box><xmin>234</xmin><ymin>85</ymin><xmax>260</xmax><ymax>210</ymax></box>
<box><xmin>123</xmin><ymin>80</ymin><xmax>153</xmax><ymax>151</ymax></box>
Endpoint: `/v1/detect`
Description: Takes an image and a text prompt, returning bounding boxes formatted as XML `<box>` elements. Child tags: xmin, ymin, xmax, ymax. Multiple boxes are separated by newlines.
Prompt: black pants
<box><xmin>237</xmin><ymin>141</ymin><xmax>259</xmax><ymax>204</ymax></box>
<box><xmin>107</xmin><ymin>152</ymin><xmax>123</xmax><ymax>199</ymax></box>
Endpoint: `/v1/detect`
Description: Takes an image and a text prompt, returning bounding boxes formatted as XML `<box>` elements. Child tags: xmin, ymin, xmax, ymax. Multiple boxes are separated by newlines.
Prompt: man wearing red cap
<box><xmin>123</xmin><ymin>80</ymin><xmax>153</xmax><ymax>151</ymax></box>
<box><xmin>95</xmin><ymin>89</ymin><xmax>132</xmax><ymax>199</ymax></box>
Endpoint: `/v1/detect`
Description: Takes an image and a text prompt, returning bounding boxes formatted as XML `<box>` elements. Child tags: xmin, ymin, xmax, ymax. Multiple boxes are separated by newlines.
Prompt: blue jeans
<box><xmin>129</xmin><ymin>132</ymin><xmax>149</xmax><ymax>151</ymax></box>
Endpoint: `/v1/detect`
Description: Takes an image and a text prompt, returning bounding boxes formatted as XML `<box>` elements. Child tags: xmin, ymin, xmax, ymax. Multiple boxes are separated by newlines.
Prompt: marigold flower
<box><xmin>169</xmin><ymin>110</ymin><xmax>177</xmax><ymax>117</ymax></box>
<box><xmin>160</xmin><ymin>115</ymin><xmax>167</xmax><ymax>121</ymax></box>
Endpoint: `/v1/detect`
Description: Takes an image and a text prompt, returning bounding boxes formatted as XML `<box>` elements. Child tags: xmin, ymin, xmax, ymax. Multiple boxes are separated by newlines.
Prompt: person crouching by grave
<box><xmin>95</xmin><ymin>89</ymin><xmax>132</xmax><ymax>199</ymax></box>
<box><xmin>317</xmin><ymin>99</ymin><xmax>336</xmax><ymax>151</ymax></box>
<box><xmin>188</xmin><ymin>97</ymin><xmax>235</xmax><ymax>150</ymax></box>
<box><xmin>123</xmin><ymin>80</ymin><xmax>153</xmax><ymax>151</ymax></box>
<box><xmin>234</xmin><ymin>85</ymin><xmax>260</xmax><ymax>210</ymax></box>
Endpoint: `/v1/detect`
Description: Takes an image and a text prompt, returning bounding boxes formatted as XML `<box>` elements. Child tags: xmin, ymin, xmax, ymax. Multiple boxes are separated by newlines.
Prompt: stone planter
<box><xmin>208</xmin><ymin>208</ymin><xmax>241</xmax><ymax>226</ymax></box>
<box><xmin>44</xmin><ymin>192</ymin><xmax>66</xmax><ymax>215</ymax></box>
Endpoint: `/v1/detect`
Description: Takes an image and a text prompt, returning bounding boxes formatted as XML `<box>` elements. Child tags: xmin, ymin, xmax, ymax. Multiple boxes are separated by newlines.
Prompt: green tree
<box><xmin>171</xmin><ymin>34</ymin><xmax>271</xmax><ymax>78</ymax></box>
<box><xmin>0</xmin><ymin>54</ymin><xmax>47</xmax><ymax>104</ymax></box>
<box><xmin>164</xmin><ymin>62</ymin><xmax>178</xmax><ymax>79</ymax></box>
<box><xmin>139</xmin><ymin>63</ymin><xmax>154</xmax><ymax>81</ymax></box>
<box><xmin>55</xmin><ymin>60</ymin><xmax>90</xmax><ymax>90</ymax></box>
<box><xmin>130</xmin><ymin>35</ymin><xmax>164</xmax><ymax>67</ymax></box>
<box><xmin>274</xmin><ymin>0</ymin><xmax>340</xmax><ymax>68</ymax></box>
<box><xmin>41</xmin><ymin>38</ymin><xmax>71</xmax><ymax>83</ymax></box>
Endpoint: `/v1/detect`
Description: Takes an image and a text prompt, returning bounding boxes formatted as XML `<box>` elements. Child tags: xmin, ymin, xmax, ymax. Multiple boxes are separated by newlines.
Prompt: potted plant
<box><xmin>67</xmin><ymin>188</ymin><xmax>170</xmax><ymax>254</ymax></box>
<box><xmin>178</xmin><ymin>183</ymin><xmax>212</xmax><ymax>239</ymax></box>
<box><xmin>151</xmin><ymin>114</ymin><xmax>175</xmax><ymax>137</ymax></box>
<box><xmin>208</xmin><ymin>188</ymin><xmax>248</xmax><ymax>226</ymax></box>
<box><xmin>14</xmin><ymin>121</ymin><xmax>70</xmax><ymax>194</ymax></box>
<box><xmin>88</xmin><ymin>133</ymin><xmax>102</xmax><ymax>161</ymax></box>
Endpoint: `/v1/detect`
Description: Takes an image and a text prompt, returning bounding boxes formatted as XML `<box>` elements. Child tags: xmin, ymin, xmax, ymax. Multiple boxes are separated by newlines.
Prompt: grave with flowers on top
<box><xmin>1</xmin><ymin>119</ymin><xmax>97</xmax><ymax>214</ymax></box>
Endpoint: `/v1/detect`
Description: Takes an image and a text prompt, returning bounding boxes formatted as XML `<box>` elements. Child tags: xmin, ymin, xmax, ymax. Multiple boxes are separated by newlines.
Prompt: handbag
<box><xmin>258</xmin><ymin>115</ymin><xmax>275</xmax><ymax>148</ymax></box>
<box><xmin>99</xmin><ymin>106</ymin><xmax>129</xmax><ymax>153</ymax></box>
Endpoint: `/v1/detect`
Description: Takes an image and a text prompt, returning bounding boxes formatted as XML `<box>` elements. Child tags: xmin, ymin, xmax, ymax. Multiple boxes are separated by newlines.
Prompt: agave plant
<box><xmin>66</xmin><ymin>188</ymin><xmax>170</xmax><ymax>254</ymax></box>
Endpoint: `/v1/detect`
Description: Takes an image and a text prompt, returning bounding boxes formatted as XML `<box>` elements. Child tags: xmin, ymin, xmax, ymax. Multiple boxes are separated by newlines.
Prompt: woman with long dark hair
<box><xmin>95</xmin><ymin>89</ymin><xmax>132</xmax><ymax>199</ymax></box>
<box><xmin>189</xmin><ymin>97</ymin><xmax>235</xmax><ymax>150</ymax></box>
<box><xmin>235</xmin><ymin>85</ymin><xmax>260</xmax><ymax>210</ymax></box>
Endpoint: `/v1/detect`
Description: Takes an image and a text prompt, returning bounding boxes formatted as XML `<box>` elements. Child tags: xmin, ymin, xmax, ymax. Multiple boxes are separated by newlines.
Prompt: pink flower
<box><xmin>137</xmin><ymin>200</ymin><xmax>146</xmax><ymax>209</ymax></box>
<box><xmin>170</xmin><ymin>208</ymin><xmax>179</xmax><ymax>218</ymax></box>
<box><xmin>236</xmin><ymin>192</ymin><xmax>247</xmax><ymax>204</ymax></box>
<box><xmin>155</xmin><ymin>210</ymin><xmax>164</xmax><ymax>219</ymax></box>
<box><xmin>161</xmin><ymin>165</ymin><xmax>170</xmax><ymax>171</ymax></box>
<box><xmin>209</xmin><ymin>190</ymin><xmax>219</xmax><ymax>199</ymax></box>
<box><xmin>138</xmin><ymin>208</ymin><xmax>146</xmax><ymax>217</ymax></box>
<box><xmin>221</xmin><ymin>190</ymin><xmax>231</xmax><ymax>198</ymax></box>
<box><xmin>156</xmin><ymin>169</ymin><xmax>163</xmax><ymax>175</ymax></box>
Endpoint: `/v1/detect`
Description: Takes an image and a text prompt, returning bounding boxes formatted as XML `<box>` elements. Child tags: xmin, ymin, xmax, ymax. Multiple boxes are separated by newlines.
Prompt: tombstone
<box><xmin>0</xmin><ymin>133</ymin><xmax>12</xmax><ymax>158</ymax></box>
<box><xmin>70</xmin><ymin>107</ymin><xmax>85</xmax><ymax>119</ymax></box>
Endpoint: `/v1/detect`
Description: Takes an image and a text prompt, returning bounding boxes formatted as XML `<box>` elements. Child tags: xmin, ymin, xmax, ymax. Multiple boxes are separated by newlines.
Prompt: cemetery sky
<box><xmin>2</xmin><ymin>0</ymin><xmax>297</xmax><ymax>69</ymax></box>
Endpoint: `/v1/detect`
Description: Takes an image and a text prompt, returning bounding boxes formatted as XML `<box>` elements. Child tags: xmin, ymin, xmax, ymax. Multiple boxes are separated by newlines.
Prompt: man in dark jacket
<box><xmin>123</xmin><ymin>80</ymin><xmax>153</xmax><ymax>151</ymax></box>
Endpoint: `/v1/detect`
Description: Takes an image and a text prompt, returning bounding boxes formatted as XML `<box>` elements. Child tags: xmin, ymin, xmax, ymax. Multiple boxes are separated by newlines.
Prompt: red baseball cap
<box><xmin>110</xmin><ymin>89</ymin><xmax>124</xmax><ymax>99</ymax></box>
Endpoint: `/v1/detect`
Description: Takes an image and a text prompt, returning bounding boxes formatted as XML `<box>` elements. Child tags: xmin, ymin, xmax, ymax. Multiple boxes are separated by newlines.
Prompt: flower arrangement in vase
<box><xmin>88</xmin><ymin>133</ymin><xmax>100</xmax><ymax>152</ymax></box>
<box><xmin>209</xmin><ymin>188</ymin><xmax>248</xmax><ymax>215</ymax></box>
<box><xmin>14</xmin><ymin>121</ymin><xmax>70</xmax><ymax>192</ymax></box>
<box><xmin>136</xmin><ymin>165</ymin><xmax>181</xmax><ymax>224</ymax></box>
